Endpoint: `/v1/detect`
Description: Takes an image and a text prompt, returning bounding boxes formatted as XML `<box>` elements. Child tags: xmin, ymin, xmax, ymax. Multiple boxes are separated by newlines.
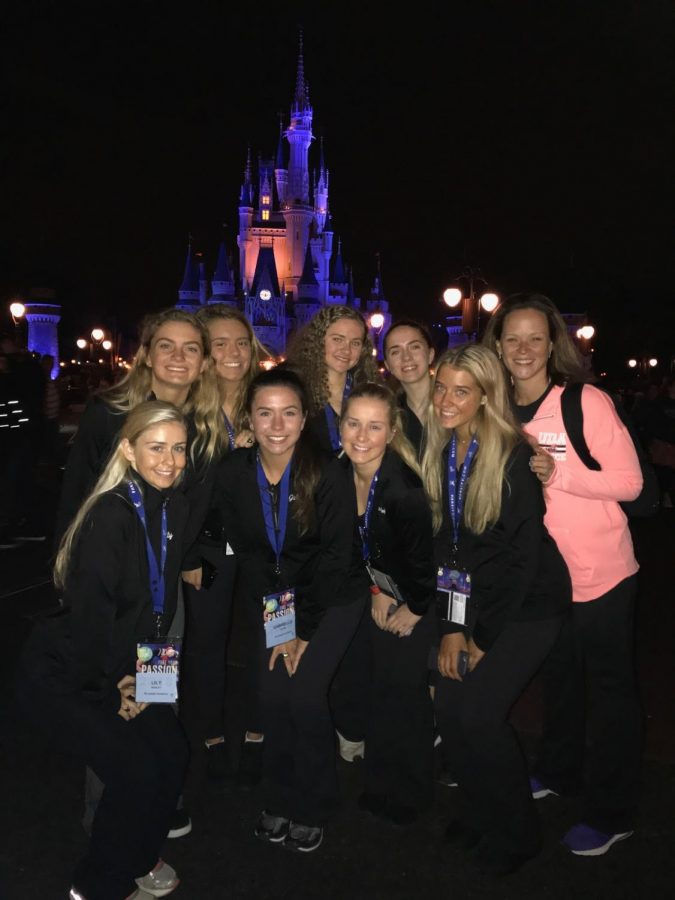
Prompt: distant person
<box><xmin>285</xmin><ymin>305</ymin><xmax>378</xmax><ymax>455</ymax></box>
<box><xmin>640</xmin><ymin>376</ymin><xmax>675</xmax><ymax>507</ymax></box>
<box><xmin>0</xmin><ymin>334</ymin><xmax>46</xmax><ymax>545</ymax></box>
<box><xmin>15</xmin><ymin>401</ymin><xmax>190</xmax><ymax>900</ymax></box>
<box><xmin>382</xmin><ymin>319</ymin><xmax>435</xmax><ymax>457</ymax></box>
<box><xmin>422</xmin><ymin>344</ymin><xmax>571</xmax><ymax>876</ymax></box>
<box><xmin>484</xmin><ymin>292</ymin><xmax>643</xmax><ymax>857</ymax></box>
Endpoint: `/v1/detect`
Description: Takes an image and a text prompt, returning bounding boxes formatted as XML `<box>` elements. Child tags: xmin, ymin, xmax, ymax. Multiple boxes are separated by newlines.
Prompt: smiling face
<box><xmin>122</xmin><ymin>421</ymin><xmax>188</xmax><ymax>490</ymax></box>
<box><xmin>496</xmin><ymin>308</ymin><xmax>552</xmax><ymax>395</ymax></box>
<box><xmin>146</xmin><ymin>321</ymin><xmax>206</xmax><ymax>393</ymax></box>
<box><xmin>340</xmin><ymin>396</ymin><xmax>393</xmax><ymax>472</ymax></box>
<box><xmin>432</xmin><ymin>365</ymin><xmax>484</xmax><ymax>440</ymax></box>
<box><xmin>324</xmin><ymin>318</ymin><xmax>365</xmax><ymax>376</ymax></box>
<box><xmin>250</xmin><ymin>385</ymin><xmax>307</xmax><ymax>465</ymax></box>
<box><xmin>207</xmin><ymin>317</ymin><xmax>252</xmax><ymax>385</ymax></box>
<box><xmin>384</xmin><ymin>325</ymin><xmax>434</xmax><ymax>385</ymax></box>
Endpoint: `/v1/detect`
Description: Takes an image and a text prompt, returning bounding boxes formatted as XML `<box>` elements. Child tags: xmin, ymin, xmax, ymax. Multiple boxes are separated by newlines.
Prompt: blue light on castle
<box><xmin>176</xmin><ymin>37</ymin><xmax>391</xmax><ymax>357</ymax></box>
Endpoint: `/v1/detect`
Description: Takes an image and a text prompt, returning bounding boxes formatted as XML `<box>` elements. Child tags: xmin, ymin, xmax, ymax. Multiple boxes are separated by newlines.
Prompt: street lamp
<box><xmin>369</xmin><ymin>311</ymin><xmax>385</xmax><ymax>331</ymax></box>
<box><xmin>627</xmin><ymin>357</ymin><xmax>658</xmax><ymax>375</ymax></box>
<box><xmin>9</xmin><ymin>301</ymin><xmax>26</xmax><ymax>324</ymax></box>
<box><xmin>442</xmin><ymin>269</ymin><xmax>499</xmax><ymax>340</ymax></box>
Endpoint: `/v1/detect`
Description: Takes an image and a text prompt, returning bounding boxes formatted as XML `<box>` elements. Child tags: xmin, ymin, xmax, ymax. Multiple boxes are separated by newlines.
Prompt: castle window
<box><xmin>262</xmin><ymin>194</ymin><xmax>270</xmax><ymax>205</ymax></box>
<box><xmin>262</xmin><ymin>210</ymin><xmax>270</xmax><ymax>220</ymax></box>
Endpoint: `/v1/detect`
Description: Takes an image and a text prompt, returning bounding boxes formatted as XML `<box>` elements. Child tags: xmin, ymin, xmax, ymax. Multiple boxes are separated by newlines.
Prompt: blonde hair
<box><xmin>101</xmin><ymin>308</ymin><xmax>224</xmax><ymax>466</ymax></box>
<box><xmin>54</xmin><ymin>401</ymin><xmax>188</xmax><ymax>589</ymax></box>
<box><xmin>421</xmin><ymin>345</ymin><xmax>521</xmax><ymax>534</ymax></box>
<box><xmin>342</xmin><ymin>382</ymin><xmax>421</xmax><ymax>477</ymax></box>
<box><xmin>286</xmin><ymin>305</ymin><xmax>379</xmax><ymax>414</ymax></box>
<box><xmin>196</xmin><ymin>304</ymin><xmax>269</xmax><ymax>433</ymax></box>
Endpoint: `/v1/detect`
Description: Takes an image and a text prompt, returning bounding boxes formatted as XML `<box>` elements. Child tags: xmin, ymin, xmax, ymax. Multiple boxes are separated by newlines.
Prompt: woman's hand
<box><xmin>371</xmin><ymin>592</ymin><xmax>396</xmax><ymax>630</ymax></box>
<box><xmin>385</xmin><ymin>603</ymin><xmax>421</xmax><ymax>637</ymax></box>
<box><xmin>269</xmin><ymin>638</ymin><xmax>309</xmax><ymax>677</ymax></box>
<box><xmin>182</xmin><ymin>567</ymin><xmax>202</xmax><ymax>590</ymax></box>
<box><xmin>438</xmin><ymin>632</ymin><xmax>469</xmax><ymax>681</ymax></box>
<box><xmin>235</xmin><ymin>428</ymin><xmax>255</xmax><ymax>449</ymax></box>
<box><xmin>529</xmin><ymin>446</ymin><xmax>555</xmax><ymax>484</ymax></box>
<box><xmin>467</xmin><ymin>637</ymin><xmax>486</xmax><ymax>671</ymax></box>
<box><xmin>117</xmin><ymin>675</ymin><xmax>148</xmax><ymax>721</ymax></box>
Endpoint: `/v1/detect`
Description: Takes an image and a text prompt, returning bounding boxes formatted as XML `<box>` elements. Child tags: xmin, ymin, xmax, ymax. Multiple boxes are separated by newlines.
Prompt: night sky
<box><xmin>1</xmin><ymin>2</ymin><xmax>673</xmax><ymax>374</ymax></box>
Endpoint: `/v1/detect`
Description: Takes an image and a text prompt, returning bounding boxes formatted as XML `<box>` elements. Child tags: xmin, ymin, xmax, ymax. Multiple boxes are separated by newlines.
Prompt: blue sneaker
<box><xmin>562</xmin><ymin>823</ymin><xmax>633</xmax><ymax>856</ymax></box>
<box><xmin>529</xmin><ymin>775</ymin><xmax>559</xmax><ymax>799</ymax></box>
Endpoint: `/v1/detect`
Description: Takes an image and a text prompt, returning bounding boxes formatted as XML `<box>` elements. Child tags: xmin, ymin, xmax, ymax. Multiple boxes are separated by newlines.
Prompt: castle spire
<box><xmin>294</xmin><ymin>30</ymin><xmax>309</xmax><ymax>110</ymax></box>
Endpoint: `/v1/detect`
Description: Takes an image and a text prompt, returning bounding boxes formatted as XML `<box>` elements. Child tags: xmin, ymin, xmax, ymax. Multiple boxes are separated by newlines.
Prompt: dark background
<box><xmin>1</xmin><ymin>1</ymin><xmax>673</xmax><ymax>375</ymax></box>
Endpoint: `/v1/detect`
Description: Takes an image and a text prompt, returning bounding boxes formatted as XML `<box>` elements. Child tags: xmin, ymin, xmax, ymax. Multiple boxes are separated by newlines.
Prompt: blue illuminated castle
<box><xmin>176</xmin><ymin>38</ymin><xmax>391</xmax><ymax>357</ymax></box>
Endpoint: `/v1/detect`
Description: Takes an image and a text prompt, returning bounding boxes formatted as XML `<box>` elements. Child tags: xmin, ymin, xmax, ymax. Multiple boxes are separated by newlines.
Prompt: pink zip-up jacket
<box><xmin>522</xmin><ymin>384</ymin><xmax>642</xmax><ymax>602</ymax></box>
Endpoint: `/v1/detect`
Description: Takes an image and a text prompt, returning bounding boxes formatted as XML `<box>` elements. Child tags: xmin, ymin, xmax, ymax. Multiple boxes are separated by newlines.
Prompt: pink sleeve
<box><xmin>547</xmin><ymin>386</ymin><xmax>643</xmax><ymax>501</ymax></box>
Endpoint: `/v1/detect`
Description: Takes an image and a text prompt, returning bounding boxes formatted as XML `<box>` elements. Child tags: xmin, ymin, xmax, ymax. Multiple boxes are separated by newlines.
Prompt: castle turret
<box><xmin>177</xmin><ymin>243</ymin><xmax>200</xmax><ymax>308</ymax></box>
<box><xmin>314</xmin><ymin>137</ymin><xmax>329</xmax><ymax>233</ymax></box>
<box><xmin>237</xmin><ymin>148</ymin><xmax>255</xmax><ymax>290</ymax></box>
<box><xmin>24</xmin><ymin>288</ymin><xmax>61</xmax><ymax>379</ymax></box>
<box><xmin>210</xmin><ymin>241</ymin><xmax>236</xmax><ymax>304</ymax></box>
<box><xmin>285</xmin><ymin>34</ymin><xmax>314</xmax><ymax>204</ymax></box>
<box><xmin>274</xmin><ymin>119</ymin><xmax>288</xmax><ymax>207</ymax></box>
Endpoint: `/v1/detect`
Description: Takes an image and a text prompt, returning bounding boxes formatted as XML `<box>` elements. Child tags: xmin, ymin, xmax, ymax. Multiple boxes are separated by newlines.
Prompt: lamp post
<box><xmin>442</xmin><ymin>269</ymin><xmax>499</xmax><ymax>343</ymax></box>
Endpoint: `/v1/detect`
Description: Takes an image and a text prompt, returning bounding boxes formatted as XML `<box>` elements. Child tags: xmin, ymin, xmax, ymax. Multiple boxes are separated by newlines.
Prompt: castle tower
<box><xmin>366</xmin><ymin>256</ymin><xmax>392</xmax><ymax>359</ymax></box>
<box><xmin>176</xmin><ymin>243</ymin><xmax>200</xmax><ymax>309</ymax></box>
<box><xmin>237</xmin><ymin>148</ymin><xmax>255</xmax><ymax>291</ymax></box>
<box><xmin>210</xmin><ymin>241</ymin><xmax>236</xmax><ymax>305</ymax></box>
<box><xmin>274</xmin><ymin>120</ymin><xmax>288</xmax><ymax>207</ymax></box>
<box><xmin>24</xmin><ymin>287</ymin><xmax>61</xmax><ymax>379</ymax></box>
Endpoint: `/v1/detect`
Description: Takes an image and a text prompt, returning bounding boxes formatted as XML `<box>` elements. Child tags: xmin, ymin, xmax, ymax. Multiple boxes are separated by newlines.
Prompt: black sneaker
<box><xmin>284</xmin><ymin>822</ymin><xmax>323</xmax><ymax>853</ymax></box>
<box><xmin>237</xmin><ymin>738</ymin><xmax>263</xmax><ymax>790</ymax></box>
<box><xmin>167</xmin><ymin>806</ymin><xmax>192</xmax><ymax>838</ymax></box>
<box><xmin>254</xmin><ymin>810</ymin><xmax>290</xmax><ymax>843</ymax></box>
<box><xmin>205</xmin><ymin>739</ymin><xmax>229</xmax><ymax>782</ymax></box>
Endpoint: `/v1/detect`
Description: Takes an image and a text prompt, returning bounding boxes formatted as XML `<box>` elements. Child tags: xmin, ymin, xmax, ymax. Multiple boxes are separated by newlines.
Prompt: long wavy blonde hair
<box><xmin>196</xmin><ymin>304</ymin><xmax>269</xmax><ymax>433</ymax></box>
<box><xmin>54</xmin><ymin>401</ymin><xmax>187</xmax><ymax>589</ymax></box>
<box><xmin>286</xmin><ymin>305</ymin><xmax>379</xmax><ymax>415</ymax></box>
<box><xmin>101</xmin><ymin>308</ymin><xmax>224</xmax><ymax>466</ymax></box>
<box><xmin>422</xmin><ymin>345</ymin><xmax>521</xmax><ymax>534</ymax></box>
<box><xmin>342</xmin><ymin>382</ymin><xmax>421</xmax><ymax>477</ymax></box>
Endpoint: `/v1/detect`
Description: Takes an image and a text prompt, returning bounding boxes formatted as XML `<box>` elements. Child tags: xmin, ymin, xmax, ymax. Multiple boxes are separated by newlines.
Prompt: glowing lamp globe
<box><xmin>370</xmin><ymin>312</ymin><xmax>385</xmax><ymax>330</ymax></box>
<box><xmin>91</xmin><ymin>328</ymin><xmax>105</xmax><ymax>342</ymax></box>
<box><xmin>102</xmin><ymin>340</ymin><xmax>112</xmax><ymax>351</ymax></box>
<box><xmin>578</xmin><ymin>325</ymin><xmax>595</xmax><ymax>340</ymax></box>
<box><xmin>10</xmin><ymin>302</ymin><xmax>26</xmax><ymax>318</ymax></box>
<box><xmin>76</xmin><ymin>339</ymin><xmax>87</xmax><ymax>349</ymax></box>
<box><xmin>443</xmin><ymin>288</ymin><xmax>462</xmax><ymax>308</ymax></box>
<box><xmin>627</xmin><ymin>359</ymin><xmax>637</xmax><ymax>369</ymax></box>
<box><xmin>649</xmin><ymin>358</ymin><xmax>658</xmax><ymax>367</ymax></box>
<box><xmin>480</xmin><ymin>293</ymin><xmax>499</xmax><ymax>312</ymax></box>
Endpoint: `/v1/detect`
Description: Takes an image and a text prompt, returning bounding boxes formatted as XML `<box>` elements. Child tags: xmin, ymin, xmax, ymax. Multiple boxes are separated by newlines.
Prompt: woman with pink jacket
<box><xmin>484</xmin><ymin>293</ymin><xmax>643</xmax><ymax>859</ymax></box>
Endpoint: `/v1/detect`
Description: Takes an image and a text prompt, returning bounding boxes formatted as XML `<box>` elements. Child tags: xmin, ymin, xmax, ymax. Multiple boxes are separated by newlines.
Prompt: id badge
<box><xmin>263</xmin><ymin>588</ymin><xmax>296</xmax><ymax>649</ymax></box>
<box><xmin>436</xmin><ymin>566</ymin><xmax>471</xmax><ymax>625</ymax></box>
<box><xmin>135</xmin><ymin>636</ymin><xmax>181</xmax><ymax>703</ymax></box>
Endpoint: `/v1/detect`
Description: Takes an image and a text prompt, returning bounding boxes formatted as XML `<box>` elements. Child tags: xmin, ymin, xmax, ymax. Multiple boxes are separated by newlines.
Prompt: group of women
<box><xmin>16</xmin><ymin>293</ymin><xmax>644</xmax><ymax>897</ymax></box>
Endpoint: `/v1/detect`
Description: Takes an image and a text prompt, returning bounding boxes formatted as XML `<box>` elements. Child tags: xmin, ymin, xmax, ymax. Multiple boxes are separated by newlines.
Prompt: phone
<box><xmin>457</xmin><ymin>650</ymin><xmax>469</xmax><ymax>677</ymax></box>
<box><xmin>200</xmin><ymin>557</ymin><xmax>219</xmax><ymax>590</ymax></box>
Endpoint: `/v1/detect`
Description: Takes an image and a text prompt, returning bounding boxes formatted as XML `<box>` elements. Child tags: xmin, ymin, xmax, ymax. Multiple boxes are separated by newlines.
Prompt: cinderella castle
<box><xmin>175</xmin><ymin>38</ymin><xmax>391</xmax><ymax>357</ymax></box>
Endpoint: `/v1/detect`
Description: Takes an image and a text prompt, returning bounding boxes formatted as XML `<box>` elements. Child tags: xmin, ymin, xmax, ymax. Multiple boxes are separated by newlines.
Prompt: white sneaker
<box><xmin>135</xmin><ymin>859</ymin><xmax>180</xmax><ymax>897</ymax></box>
<box><xmin>336</xmin><ymin>731</ymin><xmax>365</xmax><ymax>762</ymax></box>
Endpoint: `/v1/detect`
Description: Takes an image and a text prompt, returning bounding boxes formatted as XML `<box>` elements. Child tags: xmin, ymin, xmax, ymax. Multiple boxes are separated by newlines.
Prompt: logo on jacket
<box><xmin>538</xmin><ymin>431</ymin><xmax>567</xmax><ymax>461</ymax></box>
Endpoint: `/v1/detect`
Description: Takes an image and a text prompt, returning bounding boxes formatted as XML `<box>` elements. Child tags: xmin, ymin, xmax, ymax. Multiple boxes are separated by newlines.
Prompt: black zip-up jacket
<box><xmin>357</xmin><ymin>449</ymin><xmax>436</xmax><ymax>616</ymax></box>
<box><xmin>434</xmin><ymin>440</ymin><xmax>571</xmax><ymax>651</ymax></box>
<box><xmin>23</xmin><ymin>477</ymin><xmax>189</xmax><ymax>711</ymax></box>
<box><xmin>215</xmin><ymin>446</ymin><xmax>368</xmax><ymax>641</ymax></box>
<box><xmin>55</xmin><ymin>395</ymin><xmax>217</xmax><ymax>563</ymax></box>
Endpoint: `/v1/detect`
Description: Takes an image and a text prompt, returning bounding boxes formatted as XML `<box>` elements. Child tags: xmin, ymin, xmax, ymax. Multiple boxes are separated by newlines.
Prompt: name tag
<box><xmin>135</xmin><ymin>637</ymin><xmax>181</xmax><ymax>703</ymax></box>
<box><xmin>263</xmin><ymin>588</ymin><xmax>296</xmax><ymax>648</ymax></box>
<box><xmin>437</xmin><ymin>566</ymin><xmax>471</xmax><ymax>625</ymax></box>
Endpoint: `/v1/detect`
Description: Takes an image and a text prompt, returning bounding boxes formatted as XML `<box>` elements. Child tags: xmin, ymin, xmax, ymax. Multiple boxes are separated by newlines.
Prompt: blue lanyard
<box><xmin>222</xmin><ymin>410</ymin><xmax>236</xmax><ymax>450</ymax></box>
<box><xmin>324</xmin><ymin>372</ymin><xmax>353</xmax><ymax>451</ymax></box>
<box><xmin>127</xmin><ymin>480</ymin><xmax>168</xmax><ymax>617</ymax></box>
<box><xmin>447</xmin><ymin>435</ymin><xmax>479</xmax><ymax>547</ymax></box>
<box><xmin>257</xmin><ymin>456</ymin><xmax>292</xmax><ymax>574</ymax></box>
<box><xmin>358</xmin><ymin>468</ymin><xmax>380</xmax><ymax>562</ymax></box>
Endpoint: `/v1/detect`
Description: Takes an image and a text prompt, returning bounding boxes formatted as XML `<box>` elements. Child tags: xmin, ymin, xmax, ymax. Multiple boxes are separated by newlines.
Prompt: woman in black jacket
<box><xmin>216</xmin><ymin>368</ymin><xmax>368</xmax><ymax>853</ymax></box>
<box><xmin>422</xmin><ymin>345</ymin><xmax>571</xmax><ymax>876</ymax></box>
<box><xmin>339</xmin><ymin>382</ymin><xmax>437</xmax><ymax>824</ymax></box>
<box><xmin>16</xmin><ymin>401</ymin><xmax>190</xmax><ymax>900</ymax></box>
